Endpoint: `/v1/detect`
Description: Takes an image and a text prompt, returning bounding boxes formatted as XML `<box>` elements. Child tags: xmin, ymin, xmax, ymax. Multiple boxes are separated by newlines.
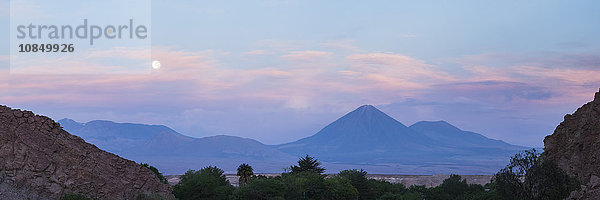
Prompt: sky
<box><xmin>1</xmin><ymin>0</ymin><xmax>600</xmax><ymax>147</ymax></box>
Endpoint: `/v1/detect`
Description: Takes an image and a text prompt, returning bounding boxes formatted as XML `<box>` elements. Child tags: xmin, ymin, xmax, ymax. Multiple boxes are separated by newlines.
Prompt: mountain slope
<box><xmin>58</xmin><ymin>105</ymin><xmax>528</xmax><ymax>174</ymax></box>
<box><xmin>277</xmin><ymin>105</ymin><xmax>438</xmax><ymax>162</ymax></box>
<box><xmin>277</xmin><ymin>105</ymin><xmax>528</xmax><ymax>173</ymax></box>
<box><xmin>409</xmin><ymin>120</ymin><xmax>524</xmax><ymax>150</ymax></box>
<box><xmin>59</xmin><ymin>119</ymin><xmax>186</xmax><ymax>155</ymax></box>
<box><xmin>58</xmin><ymin>119</ymin><xmax>296</xmax><ymax>174</ymax></box>
<box><xmin>277</xmin><ymin>105</ymin><xmax>442</xmax><ymax>163</ymax></box>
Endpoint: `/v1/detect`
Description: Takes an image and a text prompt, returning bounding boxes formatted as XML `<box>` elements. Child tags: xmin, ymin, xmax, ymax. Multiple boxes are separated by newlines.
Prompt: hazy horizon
<box><xmin>56</xmin><ymin>104</ymin><xmax>536</xmax><ymax>148</ymax></box>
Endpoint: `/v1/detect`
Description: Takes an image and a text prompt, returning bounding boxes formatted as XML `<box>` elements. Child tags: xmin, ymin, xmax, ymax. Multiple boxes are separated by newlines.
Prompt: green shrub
<box><xmin>524</xmin><ymin>160</ymin><xmax>580</xmax><ymax>200</ymax></box>
<box><xmin>172</xmin><ymin>166</ymin><xmax>234</xmax><ymax>200</ymax></box>
<box><xmin>280</xmin><ymin>171</ymin><xmax>328</xmax><ymax>199</ymax></box>
<box><xmin>232</xmin><ymin>177</ymin><xmax>286</xmax><ymax>200</ymax></box>
<box><xmin>338</xmin><ymin>169</ymin><xmax>375</xmax><ymax>200</ymax></box>
<box><xmin>289</xmin><ymin>154</ymin><xmax>326</xmax><ymax>174</ymax></box>
<box><xmin>491</xmin><ymin>149</ymin><xmax>580</xmax><ymax>200</ymax></box>
<box><xmin>141</xmin><ymin>163</ymin><xmax>168</xmax><ymax>184</ymax></box>
<box><xmin>439</xmin><ymin>174</ymin><xmax>469</xmax><ymax>199</ymax></box>
<box><xmin>369</xmin><ymin>178</ymin><xmax>406</xmax><ymax>198</ymax></box>
<box><xmin>324</xmin><ymin>177</ymin><xmax>359</xmax><ymax>200</ymax></box>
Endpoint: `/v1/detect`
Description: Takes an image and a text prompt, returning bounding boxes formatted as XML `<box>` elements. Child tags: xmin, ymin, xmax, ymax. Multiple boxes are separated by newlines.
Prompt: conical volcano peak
<box><xmin>277</xmin><ymin>104</ymin><xmax>435</xmax><ymax>157</ymax></box>
<box><xmin>341</xmin><ymin>105</ymin><xmax>396</xmax><ymax>123</ymax></box>
<box><xmin>357</xmin><ymin>104</ymin><xmax>376</xmax><ymax>110</ymax></box>
<box><xmin>325</xmin><ymin>104</ymin><xmax>409</xmax><ymax>131</ymax></box>
<box><xmin>351</xmin><ymin>104</ymin><xmax>386</xmax><ymax>115</ymax></box>
<box><xmin>344</xmin><ymin>104</ymin><xmax>391</xmax><ymax>118</ymax></box>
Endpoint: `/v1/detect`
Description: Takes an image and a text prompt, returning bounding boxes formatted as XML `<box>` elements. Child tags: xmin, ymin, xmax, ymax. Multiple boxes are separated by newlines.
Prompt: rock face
<box><xmin>542</xmin><ymin>88</ymin><xmax>600</xmax><ymax>199</ymax></box>
<box><xmin>0</xmin><ymin>105</ymin><xmax>174</xmax><ymax>199</ymax></box>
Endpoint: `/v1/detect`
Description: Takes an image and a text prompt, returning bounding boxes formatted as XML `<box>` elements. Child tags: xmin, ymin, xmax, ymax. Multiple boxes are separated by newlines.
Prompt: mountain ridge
<box><xmin>409</xmin><ymin>120</ymin><xmax>522</xmax><ymax>150</ymax></box>
<box><xmin>58</xmin><ymin>109</ymin><xmax>519</xmax><ymax>149</ymax></box>
<box><xmin>57</xmin><ymin>104</ymin><xmax>527</xmax><ymax>174</ymax></box>
<box><xmin>58</xmin><ymin>118</ymin><xmax>297</xmax><ymax>174</ymax></box>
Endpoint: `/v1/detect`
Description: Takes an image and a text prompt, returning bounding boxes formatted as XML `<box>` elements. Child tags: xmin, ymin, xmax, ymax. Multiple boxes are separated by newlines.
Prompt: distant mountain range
<box><xmin>277</xmin><ymin>105</ymin><xmax>524</xmax><ymax>161</ymax></box>
<box><xmin>58</xmin><ymin>105</ymin><xmax>528</xmax><ymax>175</ymax></box>
<box><xmin>58</xmin><ymin>119</ymin><xmax>296</xmax><ymax>175</ymax></box>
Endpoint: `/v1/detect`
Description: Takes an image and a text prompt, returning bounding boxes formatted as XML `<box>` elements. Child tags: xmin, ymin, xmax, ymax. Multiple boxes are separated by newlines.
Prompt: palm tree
<box><xmin>290</xmin><ymin>154</ymin><xmax>326</xmax><ymax>174</ymax></box>
<box><xmin>237</xmin><ymin>163</ymin><xmax>254</xmax><ymax>186</ymax></box>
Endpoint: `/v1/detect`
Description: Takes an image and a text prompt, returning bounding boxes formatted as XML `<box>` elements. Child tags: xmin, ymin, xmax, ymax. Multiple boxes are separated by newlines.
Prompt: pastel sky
<box><xmin>1</xmin><ymin>0</ymin><xmax>600</xmax><ymax>147</ymax></box>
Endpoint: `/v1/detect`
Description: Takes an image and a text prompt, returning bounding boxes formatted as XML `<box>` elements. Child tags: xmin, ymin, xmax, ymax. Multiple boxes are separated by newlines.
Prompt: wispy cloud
<box><xmin>345</xmin><ymin>52</ymin><xmax>455</xmax><ymax>87</ymax></box>
<box><xmin>6</xmin><ymin>47</ymin><xmax>598</xmax><ymax>110</ymax></box>
<box><xmin>280</xmin><ymin>50</ymin><xmax>333</xmax><ymax>62</ymax></box>
<box><xmin>399</xmin><ymin>34</ymin><xmax>418</xmax><ymax>38</ymax></box>
<box><xmin>514</xmin><ymin>66</ymin><xmax>600</xmax><ymax>85</ymax></box>
<box><xmin>3</xmin><ymin>44</ymin><xmax>599</xmax><ymax>146</ymax></box>
<box><xmin>320</xmin><ymin>40</ymin><xmax>361</xmax><ymax>52</ymax></box>
<box><xmin>242</xmin><ymin>50</ymin><xmax>269</xmax><ymax>55</ymax></box>
<box><xmin>86</xmin><ymin>47</ymin><xmax>151</xmax><ymax>60</ymax></box>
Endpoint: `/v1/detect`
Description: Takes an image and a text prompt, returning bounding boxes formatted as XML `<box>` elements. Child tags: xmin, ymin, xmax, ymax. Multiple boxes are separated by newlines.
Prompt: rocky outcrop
<box><xmin>0</xmin><ymin>105</ymin><xmax>174</xmax><ymax>199</ymax></box>
<box><xmin>542</xmin><ymin>88</ymin><xmax>600</xmax><ymax>199</ymax></box>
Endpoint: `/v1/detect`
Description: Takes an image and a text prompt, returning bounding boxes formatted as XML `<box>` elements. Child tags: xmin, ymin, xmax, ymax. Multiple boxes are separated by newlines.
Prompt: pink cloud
<box><xmin>347</xmin><ymin>53</ymin><xmax>423</xmax><ymax>66</ymax></box>
<box><xmin>4</xmin><ymin>43</ymin><xmax>599</xmax><ymax>147</ymax></box>
<box><xmin>280</xmin><ymin>50</ymin><xmax>333</xmax><ymax>62</ymax></box>
<box><xmin>320</xmin><ymin>40</ymin><xmax>361</xmax><ymax>52</ymax></box>
<box><xmin>242</xmin><ymin>50</ymin><xmax>269</xmax><ymax>55</ymax></box>
<box><xmin>9</xmin><ymin>46</ymin><xmax>154</xmax><ymax>74</ymax></box>
<box><xmin>514</xmin><ymin>66</ymin><xmax>600</xmax><ymax>85</ymax></box>
<box><xmin>345</xmin><ymin>53</ymin><xmax>455</xmax><ymax>90</ymax></box>
<box><xmin>2</xmin><ymin>48</ymin><xmax>466</xmax><ymax>112</ymax></box>
<box><xmin>3</xmin><ymin>45</ymin><xmax>599</xmax><ymax>117</ymax></box>
<box><xmin>86</xmin><ymin>47</ymin><xmax>151</xmax><ymax>60</ymax></box>
<box><xmin>458</xmin><ymin>54</ymin><xmax>600</xmax><ymax>104</ymax></box>
<box><xmin>254</xmin><ymin>39</ymin><xmax>308</xmax><ymax>52</ymax></box>
<box><xmin>463</xmin><ymin>66</ymin><xmax>517</xmax><ymax>82</ymax></box>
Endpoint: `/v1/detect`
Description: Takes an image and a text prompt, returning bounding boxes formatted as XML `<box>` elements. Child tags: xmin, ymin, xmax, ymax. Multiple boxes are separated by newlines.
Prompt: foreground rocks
<box><xmin>0</xmin><ymin>105</ymin><xmax>174</xmax><ymax>199</ymax></box>
<box><xmin>542</xmin><ymin>88</ymin><xmax>600</xmax><ymax>199</ymax></box>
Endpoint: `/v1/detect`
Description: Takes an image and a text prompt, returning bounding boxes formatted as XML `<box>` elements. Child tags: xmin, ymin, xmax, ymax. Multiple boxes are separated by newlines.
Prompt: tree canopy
<box><xmin>237</xmin><ymin>163</ymin><xmax>254</xmax><ymax>186</ymax></box>
<box><xmin>140</xmin><ymin>163</ymin><xmax>168</xmax><ymax>184</ymax></box>
<box><xmin>173</xmin><ymin>166</ymin><xmax>234</xmax><ymax>200</ymax></box>
<box><xmin>491</xmin><ymin>149</ymin><xmax>579</xmax><ymax>200</ymax></box>
<box><xmin>289</xmin><ymin>154</ymin><xmax>326</xmax><ymax>174</ymax></box>
<box><xmin>169</xmin><ymin>152</ymin><xmax>580</xmax><ymax>200</ymax></box>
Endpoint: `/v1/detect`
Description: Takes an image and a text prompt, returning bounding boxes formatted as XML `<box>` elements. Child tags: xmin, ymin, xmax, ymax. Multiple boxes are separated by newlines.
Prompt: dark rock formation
<box><xmin>542</xmin><ymin>88</ymin><xmax>600</xmax><ymax>199</ymax></box>
<box><xmin>0</xmin><ymin>105</ymin><xmax>174</xmax><ymax>199</ymax></box>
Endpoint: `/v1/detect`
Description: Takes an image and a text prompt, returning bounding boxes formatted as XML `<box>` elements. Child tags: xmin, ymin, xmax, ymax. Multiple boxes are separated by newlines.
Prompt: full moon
<box><xmin>152</xmin><ymin>60</ymin><xmax>161</xmax><ymax>70</ymax></box>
